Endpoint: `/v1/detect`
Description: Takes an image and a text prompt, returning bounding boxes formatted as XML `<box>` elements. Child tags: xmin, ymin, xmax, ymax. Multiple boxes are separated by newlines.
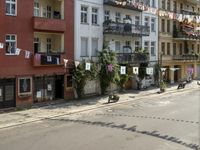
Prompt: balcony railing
<box><xmin>117</xmin><ymin>52</ymin><xmax>150</xmax><ymax>64</ymax></box>
<box><xmin>34</xmin><ymin>53</ymin><xmax>61</xmax><ymax>66</ymax></box>
<box><xmin>173</xmin><ymin>54</ymin><xmax>199</xmax><ymax>61</ymax></box>
<box><xmin>104</xmin><ymin>0</ymin><xmax>142</xmax><ymax>12</ymax></box>
<box><xmin>33</xmin><ymin>17</ymin><xmax>66</xmax><ymax>32</ymax></box>
<box><xmin>103</xmin><ymin>21</ymin><xmax>150</xmax><ymax>37</ymax></box>
<box><xmin>173</xmin><ymin>29</ymin><xmax>200</xmax><ymax>40</ymax></box>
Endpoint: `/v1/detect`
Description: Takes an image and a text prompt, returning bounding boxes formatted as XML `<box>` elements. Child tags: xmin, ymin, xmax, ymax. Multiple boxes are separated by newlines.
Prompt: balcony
<box><xmin>33</xmin><ymin>53</ymin><xmax>61</xmax><ymax>66</ymax></box>
<box><xmin>173</xmin><ymin>54</ymin><xmax>199</xmax><ymax>61</ymax></box>
<box><xmin>173</xmin><ymin>24</ymin><xmax>200</xmax><ymax>40</ymax></box>
<box><xmin>104</xmin><ymin>0</ymin><xmax>142</xmax><ymax>12</ymax></box>
<box><xmin>33</xmin><ymin>17</ymin><xmax>66</xmax><ymax>32</ymax></box>
<box><xmin>117</xmin><ymin>52</ymin><xmax>150</xmax><ymax>64</ymax></box>
<box><xmin>103</xmin><ymin>21</ymin><xmax>150</xmax><ymax>37</ymax></box>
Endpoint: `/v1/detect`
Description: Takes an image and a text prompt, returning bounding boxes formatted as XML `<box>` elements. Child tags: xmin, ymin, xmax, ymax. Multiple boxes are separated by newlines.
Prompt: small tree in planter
<box><xmin>160</xmin><ymin>81</ymin><xmax>166</xmax><ymax>93</ymax></box>
<box><xmin>72</xmin><ymin>62</ymin><xmax>97</xmax><ymax>99</ymax></box>
<box><xmin>98</xmin><ymin>43</ymin><xmax>120</xmax><ymax>95</ymax></box>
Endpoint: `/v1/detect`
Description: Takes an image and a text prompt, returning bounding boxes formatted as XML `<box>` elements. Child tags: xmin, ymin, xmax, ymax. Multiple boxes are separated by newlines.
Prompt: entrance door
<box><xmin>0</xmin><ymin>79</ymin><xmax>15</xmax><ymax>109</ymax></box>
<box><xmin>55</xmin><ymin>75</ymin><xmax>64</xmax><ymax>99</ymax></box>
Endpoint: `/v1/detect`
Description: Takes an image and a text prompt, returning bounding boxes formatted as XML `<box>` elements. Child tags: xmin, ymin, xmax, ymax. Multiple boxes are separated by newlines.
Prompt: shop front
<box><xmin>34</xmin><ymin>75</ymin><xmax>64</xmax><ymax>103</ymax></box>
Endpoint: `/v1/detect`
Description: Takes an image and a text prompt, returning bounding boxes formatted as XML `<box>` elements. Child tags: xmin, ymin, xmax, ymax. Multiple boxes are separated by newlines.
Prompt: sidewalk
<box><xmin>0</xmin><ymin>80</ymin><xmax>199</xmax><ymax>129</ymax></box>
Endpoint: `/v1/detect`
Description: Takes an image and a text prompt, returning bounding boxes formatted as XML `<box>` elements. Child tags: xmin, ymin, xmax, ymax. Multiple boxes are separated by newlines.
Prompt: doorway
<box><xmin>0</xmin><ymin>79</ymin><xmax>16</xmax><ymax>109</ymax></box>
<box><xmin>55</xmin><ymin>75</ymin><xmax>64</xmax><ymax>99</ymax></box>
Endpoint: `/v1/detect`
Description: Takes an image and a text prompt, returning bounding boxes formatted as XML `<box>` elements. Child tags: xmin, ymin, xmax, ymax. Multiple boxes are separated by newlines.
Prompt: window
<box><xmin>34</xmin><ymin>0</ymin><xmax>39</xmax><ymax>17</ymax></box>
<box><xmin>115</xmin><ymin>41</ymin><xmax>121</xmax><ymax>52</ymax></box>
<box><xmin>5</xmin><ymin>35</ymin><xmax>16</xmax><ymax>55</ymax></box>
<box><xmin>180</xmin><ymin>3</ymin><xmax>183</xmax><ymax>12</ymax></box>
<box><xmin>144</xmin><ymin>17</ymin><xmax>149</xmax><ymax>27</ymax></box>
<box><xmin>173</xmin><ymin>1</ymin><xmax>177</xmax><ymax>12</ymax></box>
<box><xmin>115</xmin><ymin>12</ymin><xmax>121</xmax><ymax>22</ymax></box>
<box><xmin>161</xmin><ymin>19</ymin><xmax>165</xmax><ymax>32</ymax></box>
<box><xmin>18</xmin><ymin>77</ymin><xmax>32</xmax><ymax>96</ymax></box>
<box><xmin>135</xmin><ymin>41</ymin><xmax>140</xmax><ymax>51</ymax></box>
<box><xmin>92</xmin><ymin>38</ymin><xmax>98</xmax><ymax>56</ymax></box>
<box><xmin>167</xmin><ymin>43</ymin><xmax>170</xmax><ymax>55</ymax></box>
<box><xmin>125</xmin><ymin>41</ymin><xmax>131</xmax><ymax>46</ymax></box>
<box><xmin>144</xmin><ymin>41</ymin><xmax>149</xmax><ymax>52</ymax></box>
<box><xmin>167</xmin><ymin>20</ymin><xmax>170</xmax><ymax>33</ymax></box>
<box><xmin>104</xmin><ymin>10</ymin><xmax>110</xmax><ymax>21</ymax></box>
<box><xmin>151</xmin><ymin>42</ymin><xmax>156</xmax><ymax>56</ymax></box>
<box><xmin>47</xmin><ymin>6</ymin><xmax>52</xmax><ymax>18</ymax></box>
<box><xmin>92</xmin><ymin>8</ymin><xmax>98</xmax><ymax>25</ymax></box>
<box><xmin>151</xmin><ymin>18</ymin><xmax>156</xmax><ymax>32</ymax></box>
<box><xmin>81</xmin><ymin>37</ymin><xmax>88</xmax><ymax>56</ymax></box>
<box><xmin>135</xmin><ymin>16</ymin><xmax>140</xmax><ymax>26</ymax></box>
<box><xmin>180</xmin><ymin>43</ymin><xmax>183</xmax><ymax>55</ymax></box>
<box><xmin>167</xmin><ymin>0</ymin><xmax>170</xmax><ymax>11</ymax></box>
<box><xmin>81</xmin><ymin>6</ymin><xmax>88</xmax><ymax>24</ymax></box>
<box><xmin>192</xmin><ymin>44</ymin><xmax>194</xmax><ymax>52</ymax></box>
<box><xmin>145</xmin><ymin>0</ymin><xmax>150</xmax><ymax>6</ymax></box>
<box><xmin>161</xmin><ymin>42</ymin><xmax>165</xmax><ymax>55</ymax></box>
<box><xmin>34</xmin><ymin>37</ymin><xmax>40</xmax><ymax>53</ymax></box>
<box><xmin>47</xmin><ymin>38</ymin><xmax>52</xmax><ymax>53</ymax></box>
<box><xmin>6</xmin><ymin>0</ymin><xmax>16</xmax><ymax>16</ymax></box>
<box><xmin>161</xmin><ymin>0</ymin><xmax>165</xmax><ymax>9</ymax></box>
<box><xmin>173</xmin><ymin>43</ymin><xmax>176</xmax><ymax>55</ymax></box>
<box><xmin>151</xmin><ymin>0</ymin><xmax>155</xmax><ymax>7</ymax></box>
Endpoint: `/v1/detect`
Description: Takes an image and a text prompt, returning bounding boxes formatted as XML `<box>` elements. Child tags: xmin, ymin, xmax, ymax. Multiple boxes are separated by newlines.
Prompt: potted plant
<box><xmin>160</xmin><ymin>81</ymin><xmax>166</xmax><ymax>92</ymax></box>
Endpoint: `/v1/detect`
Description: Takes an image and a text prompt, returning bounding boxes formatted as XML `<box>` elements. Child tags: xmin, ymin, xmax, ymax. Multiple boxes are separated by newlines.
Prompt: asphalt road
<box><xmin>0</xmin><ymin>89</ymin><xmax>199</xmax><ymax>150</ymax></box>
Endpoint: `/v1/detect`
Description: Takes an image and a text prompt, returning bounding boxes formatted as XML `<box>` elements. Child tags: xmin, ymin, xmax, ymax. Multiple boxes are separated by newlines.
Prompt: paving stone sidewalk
<box><xmin>0</xmin><ymin>80</ymin><xmax>199</xmax><ymax>129</ymax></box>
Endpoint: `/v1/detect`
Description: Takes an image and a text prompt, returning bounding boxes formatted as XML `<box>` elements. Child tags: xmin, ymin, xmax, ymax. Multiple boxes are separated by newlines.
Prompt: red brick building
<box><xmin>0</xmin><ymin>0</ymin><xmax>74</xmax><ymax>109</ymax></box>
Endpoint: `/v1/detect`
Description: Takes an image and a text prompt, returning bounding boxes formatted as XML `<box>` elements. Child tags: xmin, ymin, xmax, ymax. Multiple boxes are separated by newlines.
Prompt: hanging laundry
<box><xmin>146</xmin><ymin>67</ymin><xmax>154</xmax><ymax>75</ymax></box>
<box><xmin>133</xmin><ymin>67</ymin><xmax>139</xmax><ymax>75</ymax></box>
<box><xmin>85</xmin><ymin>62</ymin><xmax>91</xmax><ymax>71</ymax></box>
<box><xmin>63</xmin><ymin>59</ymin><xmax>68</xmax><ymax>68</ymax></box>
<box><xmin>15</xmin><ymin>48</ymin><xmax>21</xmax><ymax>55</ymax></box>
<box><xmin>0</xmin><ymin>43</ymin><xmax>4</xmax><ymax>49</ymax></box>
<box><xmin>75</xmin><ymin>61</ymin><xmax>80</xmax><ymax>68</ymax></box>
<box><xmin>120</xmin><ymin>66</ymin><xmax>126</xmax><ymax>75</ymax></box>
<box><xmin>25</xmin><ymin>51</ymin><xmax>31</xmax><ymax>59</ymax></box>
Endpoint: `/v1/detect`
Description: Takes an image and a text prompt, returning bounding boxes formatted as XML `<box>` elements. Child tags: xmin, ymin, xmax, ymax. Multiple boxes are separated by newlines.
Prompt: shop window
<box><xmin>18</xmin><ymin>77</ymin><xmax>32</xmax><ymax>96</ymax></box>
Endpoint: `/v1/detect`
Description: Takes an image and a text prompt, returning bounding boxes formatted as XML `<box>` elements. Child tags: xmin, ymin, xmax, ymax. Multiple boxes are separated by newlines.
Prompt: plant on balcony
<box><xmin>98</xmin><ymin>42</ymin><xmax>120</xmax><ymax>95</ymax></box>
<box><xmin>72</xmin><ymin>62</ymin><xmax>97</xmax><ymax>99</ymax></box>
<box><xmin>134</xmin><ymin>48</ymin><xmax>149</xmax><ymax>62</ymax></box>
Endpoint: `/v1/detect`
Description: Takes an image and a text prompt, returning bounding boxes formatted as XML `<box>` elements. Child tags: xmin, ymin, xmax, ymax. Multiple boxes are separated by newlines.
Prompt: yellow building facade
<box><xmin>158</xmin><ymin>0</ymin><xmax>200</xmax><ymax>83</ymax></box>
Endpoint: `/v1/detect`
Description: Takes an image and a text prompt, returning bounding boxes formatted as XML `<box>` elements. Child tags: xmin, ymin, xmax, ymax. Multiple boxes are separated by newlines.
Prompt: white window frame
<box><xmin>34</xmin><ymin>0</ymin><xmax>40</xmax><ymax>17</ymax></box>
<box><xmin>151</xmin><ymin>41</ymin><xmax>156</xmax><ymax>56</ymax></box>
<box><xmin>47</xmin><ymin>5</ymin><xmax>52</xmax><ymax>18</ymax></box>
<box><xmin>115</xmin><ymin>41</ymin><xmax>121</xmax><ymax>53</ymax></box>
<box><xmin>81</xmin><ymin>6</ymin><xmax>88</xmax><ymax>24</ymax></box>
<box><xmin>6</xmin><ymin>0</ymin><xmax>17</xmax><ymax>16</ymax></box>
<box><xmin>144</xmin><ymin>41</ymin><xmax>149</xmax><ymax>52</ymax></box>
<box><xmin>135</xmin><ymin>41</ymin><xmax>140</xmax><ymax>51</ymax></box>
<box><xmin>104</xmin><ymin>10</ymin><xmax>110</xmax><ymax>21</ymax></box>
<box><xmin>18</xmin><ymin>77</ymin><xmax>32</xmax><ymax>96</ymax></box>
<box><xmin>34</xmin><ymin>37</ymin><xmax>41</xmax><ymax>53</ymax></box>
<box><xmin>91</xmin><ymin>38</ymin><xmax>98</xmax><ymax>56</ymax></box>
<box><xmin>47</xmin><ymin>38</ymin><xmax>52</xmax><ymax>53</ymax></box>
<box><xmin>81</xmin><ymin>37</ymin><xmax>88</xmax><ymax>57</ymax></box>
<box><xmin>135</xmin><ymin>16</ymin><xmax>140</xmax><ymax>26</ymax></box>
<box><xmin>144</xmin><ymin>16</ymin><xmax>149</xmax><ymax>27</ymax></box>
<box><xmin>5</xmin><ymin>34</ymin><xmax>17</xmax><ymax>55</ymax></box>
<box><xmin>151</xmin><ymin>18</ymin><xmax>156</xmax><ymax>32</ymax></box>
<box><xmin>115</xmin><ymin>12</ymin><xmax>121</xmax><ymax>22</ymax></box>
<box><xmin>92</xmin><ymin>8</ymin><xmax>98</xmax><ymax>25</ymax></box>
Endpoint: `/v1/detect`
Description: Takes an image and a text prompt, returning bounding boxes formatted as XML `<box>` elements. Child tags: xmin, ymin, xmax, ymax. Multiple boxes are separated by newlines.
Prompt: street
<box><xmin>0</xmin><ymin>89</ymin><xmax>199</xmax><ymax>150</ymax></box>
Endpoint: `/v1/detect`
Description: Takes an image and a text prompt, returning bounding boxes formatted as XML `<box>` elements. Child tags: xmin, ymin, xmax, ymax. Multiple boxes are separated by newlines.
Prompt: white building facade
<box><xmin>74</xmin><ymin>0</ymin><xmax>104</xmax><ymax>61</ymax></box>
